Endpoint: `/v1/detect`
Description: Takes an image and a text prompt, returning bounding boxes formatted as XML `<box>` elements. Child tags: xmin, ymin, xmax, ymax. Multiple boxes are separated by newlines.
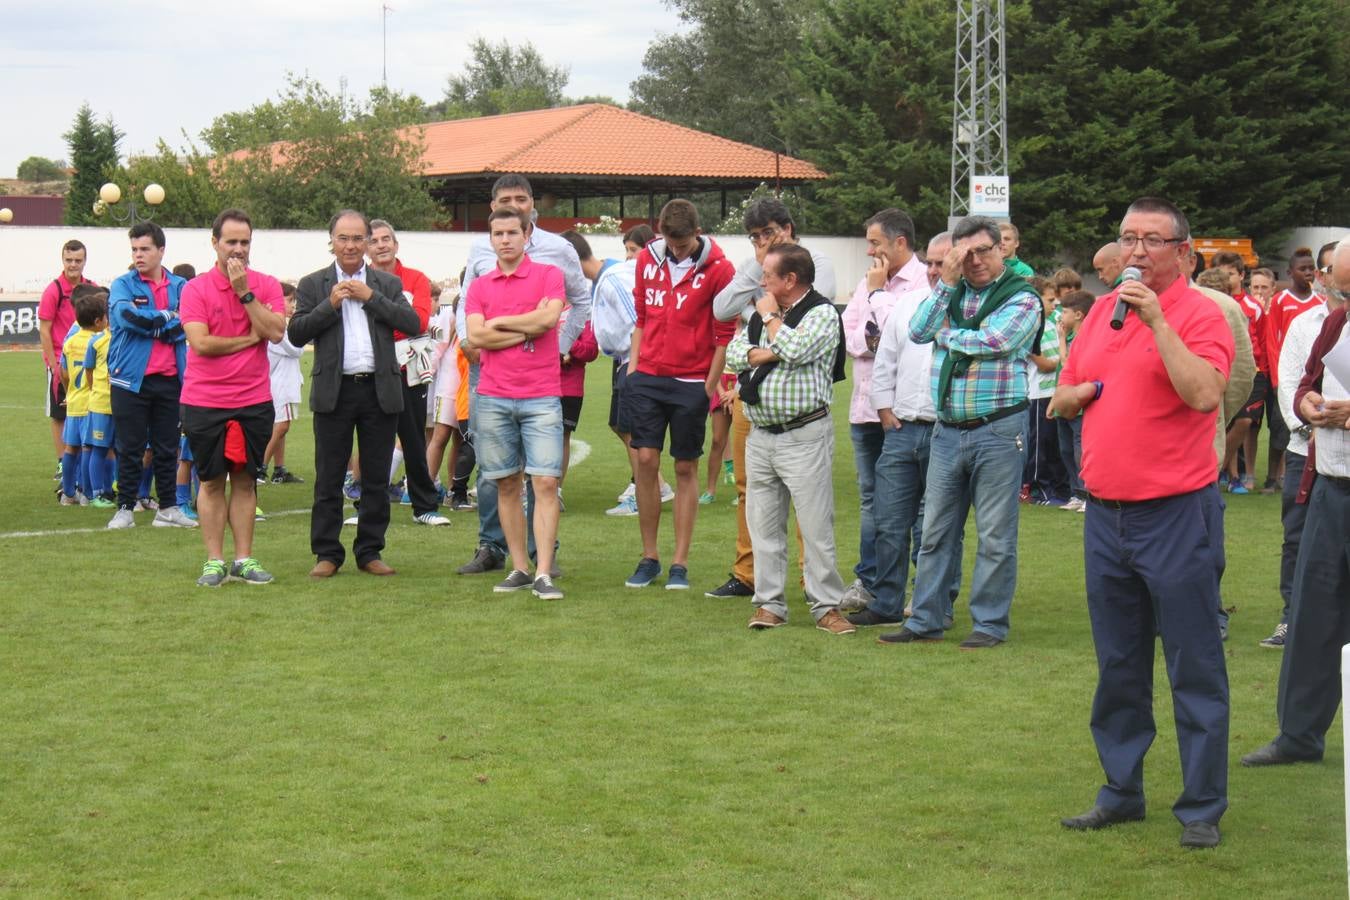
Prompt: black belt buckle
<box><xmin>344</xmin><ymin>372</ymin><xmax>374</xmax><ymax>382</ymax></box>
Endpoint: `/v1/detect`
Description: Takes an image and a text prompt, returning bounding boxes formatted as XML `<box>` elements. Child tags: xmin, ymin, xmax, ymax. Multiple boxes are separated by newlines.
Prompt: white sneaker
<box><xmin>107</xmin><ymin>508</ymin><xmax>136</xmax><ymax>530</ymax></box>
<box><xmin>837</xmin><ymin>579</ymin><xmax>875</xmax><ymax>613</ymax></box>
<box><xmin>660</xmin><ymin>482</ymin><xmax>675</xmax><ymax>503</ymax></box>
<box><xmin>1061</xmin><ymin>497</ymin><xmax>1086</xmax><ymax>512</ymax></box>
<box><xmin>414</xmin><ymin>511</ymin><xmax>451</xmax><ymax>526</ymax></box>
<box><xmin>617</xmin><ymin>482</ymin><xmax>636</xmax><ymax>502</ymax></box>
<box><xmin>606</xmin><ymin>495</ymin><xmax>639</xmax><ymax>516</ymax></box>
<box><xmin>153</xmin><ymin>506</ymin><xmax>199</xmax><ymax>528</ymax></box>
<box><xmin>343</xmin><ymin>515</ymin><xmax>359</xmax><ymax>526</ymax></box>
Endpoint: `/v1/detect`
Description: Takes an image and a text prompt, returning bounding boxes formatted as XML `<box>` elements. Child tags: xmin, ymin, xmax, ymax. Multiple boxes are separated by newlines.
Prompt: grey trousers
<box><xmin>745</xmin><ymin>415</ymin><xmax>847</xmax><ymax>622</ymax></box>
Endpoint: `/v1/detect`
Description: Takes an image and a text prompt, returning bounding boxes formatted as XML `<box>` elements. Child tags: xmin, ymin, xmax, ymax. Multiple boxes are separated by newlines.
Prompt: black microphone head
<box><xmin>1121</xmin><ymin>266</ymin><xmax>1142</xmax><ymax>282</ymax></box>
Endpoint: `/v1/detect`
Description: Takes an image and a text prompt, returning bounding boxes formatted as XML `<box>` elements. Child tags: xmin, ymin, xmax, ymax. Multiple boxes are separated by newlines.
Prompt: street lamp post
<box><xmin>94</xmin><ymin>182</ymin><xmax>165</xmax><ymax>225</ymax></box>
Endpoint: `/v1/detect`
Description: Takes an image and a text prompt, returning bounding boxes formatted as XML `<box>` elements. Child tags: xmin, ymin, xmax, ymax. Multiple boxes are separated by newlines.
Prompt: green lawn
<box><xmin>0</xmin><ymin>349</ymin><xmax>1342</xmax><ymax>897</ymax></box>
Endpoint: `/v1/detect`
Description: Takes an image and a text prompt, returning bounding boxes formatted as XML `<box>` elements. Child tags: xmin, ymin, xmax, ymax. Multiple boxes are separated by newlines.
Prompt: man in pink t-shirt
<box><xmin>179</xmin><ymin>209</ymin><xmax>287</xmax><ymax>588</ymax></box>
<box><xmin>465</xmin><ymin>206</ymin><xmax>566</xmax><ymax>601</ymax></box>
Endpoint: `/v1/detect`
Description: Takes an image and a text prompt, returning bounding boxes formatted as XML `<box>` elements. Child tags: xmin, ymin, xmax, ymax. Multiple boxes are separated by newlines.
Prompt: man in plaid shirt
<box><xmin>726</xmin><ymin>245</ymin><xmax>852</xmax><ymax>635</ymax></box>
<box><xmin>879</xmin><ymin>215</ymin><xmax>1041</xmax><ymax>650</ymax></box>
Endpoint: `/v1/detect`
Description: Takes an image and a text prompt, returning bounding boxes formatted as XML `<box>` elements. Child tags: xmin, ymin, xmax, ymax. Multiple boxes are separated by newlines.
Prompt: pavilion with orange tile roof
<box><xmin>410</xmin><ymin>104</ymin><xmax>826</xmax><ymax>229</ymax></box>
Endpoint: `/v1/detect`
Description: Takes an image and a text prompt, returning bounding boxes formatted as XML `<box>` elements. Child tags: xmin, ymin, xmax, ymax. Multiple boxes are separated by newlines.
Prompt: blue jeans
<box><xmin>474</xmin><ymin>395</ymin><xmax>564</xmax><ymax>480</ymax></box>
<box><xmin>869</xmin><ymin>423</ymin><xmax>931</xmax><ymax>619</ymax></box>
<box><xmin>850</xmin><ymin>422</ymin><xmax>886</xmax><ymax>590</ymax></box>
<box><xmin>905</xmin><ymin>414</ymin><xmax>1024</xmax><ymax>639</ymax></box>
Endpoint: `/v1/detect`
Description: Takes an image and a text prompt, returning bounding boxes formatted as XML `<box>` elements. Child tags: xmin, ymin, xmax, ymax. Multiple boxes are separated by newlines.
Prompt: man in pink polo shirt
<box><xmin>465</xmin><ymin>206</ymin><xmax>566</xmax><ymax>601</ymax></box>
<box><xmin>1052</xmin><ymin>197</ymin><xmax>1234</xmax><ymax>850</ymax></box>
<box><xmin>179</xmin><ymin>209</ymin><xmax>287</xmax><ymax>587</ymax></box>
<box><xmin>39</xmin><ymin>239</ymin><xmax>96</xmax><ymax>478</ymax></box>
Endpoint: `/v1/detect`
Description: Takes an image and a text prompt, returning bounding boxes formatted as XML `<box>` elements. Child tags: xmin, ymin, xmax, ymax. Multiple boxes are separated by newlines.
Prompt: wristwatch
<box><xmin>239</xmin><ymin>291</ymin><xmax>256</xmax><ymax>305</ymax></box>
<box><xmin>761</xmin><ymin>310</ymin><xmax>783</xmax><ymax>323</ymax></box>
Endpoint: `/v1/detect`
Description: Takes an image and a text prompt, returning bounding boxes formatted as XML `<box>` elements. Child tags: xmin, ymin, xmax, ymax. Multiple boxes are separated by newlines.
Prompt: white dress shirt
<box><xmin>869</xmin><ymin>286</ymin><xmax>936</xmax><ymax>421</ymax></box>
<box><xmin>1277</xmin><ymin>301</ymin><xmax>1330</xmax><ymax>459</ymax></box>
<box><xmin>337</xmin><ymin>262</ymin><xmax>375</xmax><ymax>374</ymax></box>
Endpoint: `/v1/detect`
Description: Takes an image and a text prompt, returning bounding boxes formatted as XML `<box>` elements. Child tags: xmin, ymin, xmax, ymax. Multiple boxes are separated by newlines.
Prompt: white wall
<box><xmin>0</xmin><ymin>225</ymin><xmax>870</xmax><ymax>302</ymax></box>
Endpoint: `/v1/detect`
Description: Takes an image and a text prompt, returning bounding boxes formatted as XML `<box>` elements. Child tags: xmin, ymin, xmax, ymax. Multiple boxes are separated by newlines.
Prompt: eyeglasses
<box><xmin>1118</xmin><ymin>234</ymin><xmax>1183</xmax><ymax>252</ymax></box>
<box><xmin>968</xmin><ymin>244</ymin><xmax>1000</xmax><ymax>257</ymax></box>
<box><xmin>333</xmin><ymin>235</ymin><xmax>368</xmax><ymax>246</ymax></box>
<box><xmin>747</xmin><ymin>227</ymin><xmax>782</xmax><ymax>244</ymax></box>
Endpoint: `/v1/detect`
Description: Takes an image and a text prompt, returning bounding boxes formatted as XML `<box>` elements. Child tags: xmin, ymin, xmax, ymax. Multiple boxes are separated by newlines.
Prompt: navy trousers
<box><xmin>1083</xmin><ymin>485</ymin><xmax>1229</xmax><ymax>825</ymax></box>
<box><xmin>1274</xmin><ymin>475</ymin><xmax>1350</xmax><ymax>758</ymax></box>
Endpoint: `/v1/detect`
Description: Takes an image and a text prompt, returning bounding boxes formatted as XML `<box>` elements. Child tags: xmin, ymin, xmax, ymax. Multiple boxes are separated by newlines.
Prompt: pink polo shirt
<box><xmin>140</xmin><ymin>271</ymin><xmax>178</xmax><ymax>377</ymax></box>
<box><xmin>39</xmin><ymin>273</ymin><xmax>95</xmax><ymax>367</ymax></box>
<box><xmin>1061</xmin><ymin>276</ymin><xmax>1234</xmax><ymax>501</ymax></box>
<box><xmin>465</xmin><ymin>255</ymin><xmax>564</xmax><ymax>400</ymax></box>
<box><xmin>179</xmin><ymin>266</ymin><xmax>285</xmax><ymax>408</ymax></box>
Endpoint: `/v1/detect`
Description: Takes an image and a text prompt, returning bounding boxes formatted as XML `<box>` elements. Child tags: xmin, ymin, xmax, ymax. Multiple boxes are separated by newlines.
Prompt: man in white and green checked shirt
<box><xmin>726</xmin><ymin>244</ymin><xmax>852</xmax><ymax>635</ymax></box>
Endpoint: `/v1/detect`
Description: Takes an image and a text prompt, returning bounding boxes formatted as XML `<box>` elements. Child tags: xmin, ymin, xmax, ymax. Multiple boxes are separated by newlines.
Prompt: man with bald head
<box><xmin>1093</xmin><ymin>242</ymin><xmax>1124</xmax><ymax>288</ymax></box>
<box><xmin>288</xmin><ymin>209</ymin><xmax>421</xmax><ymax>578</ymax></box>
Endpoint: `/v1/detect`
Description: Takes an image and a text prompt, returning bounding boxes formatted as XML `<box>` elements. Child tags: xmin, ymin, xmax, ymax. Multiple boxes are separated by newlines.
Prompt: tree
<box><xmin>1006</xmin><ymin>0</ymin><xmax>1350</xmax><ymax>266</ymax></box>
<box><xmin>629</xmin><ymin>0</ymin><xmax>809</xmax><ymax>150</ymax></box>
<box><xmin>774</xmin><ymin>0</ymin><xmax>955</xmax><ymax>237</ymax></box>
<box><xmin>63</xmin><ymin>104</ymin><xmax>122</xmax><ymax>225</ymax></box>
<box><xmin>434</xmin><ymin>38</ymin><xmax>569</xmax><ymax>119</ymax></box>
<box><xmin>17</xmin><ymin>156</ymin><xmax>66</xmax><ymax>182</ymax></box>
<box><xmin>210</xmin><ymin>75</ymin><xmax>440</xmax><ymax>230</ymax></box>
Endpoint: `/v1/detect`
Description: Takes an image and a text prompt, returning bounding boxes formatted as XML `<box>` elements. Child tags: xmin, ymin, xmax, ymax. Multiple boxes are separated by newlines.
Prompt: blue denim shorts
<box><xmin>475</xmin><ymin>394</ymin><xmax>564</xmax><ymax>480</ymax></box>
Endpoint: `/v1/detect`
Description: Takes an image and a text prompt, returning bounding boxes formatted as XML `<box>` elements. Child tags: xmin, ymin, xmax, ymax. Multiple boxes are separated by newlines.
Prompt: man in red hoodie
<box><xmin>624</xmin><ymin>199</ymin><xmax>736</xmax><ymax>590</ymax></box>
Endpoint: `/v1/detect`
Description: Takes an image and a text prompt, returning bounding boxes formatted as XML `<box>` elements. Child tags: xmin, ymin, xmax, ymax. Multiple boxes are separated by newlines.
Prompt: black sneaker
<box><xmin>959</xmin><ymin>631</ymin><xmax>1004</xmax><ymax>650</ymax></box>
<box><xmin>532</xmin><ymin>575</ymin><xmax>563</xmax><ymax>600</ymax></box>
<box><xmin>878</xmin><ymin>628</ymin><xmax>942</xmax><ymax>645</ymax></box>
<box><xmin>458</xmin><ymin>545</ymin><xmax>505</xmax><ymax>575</ymax></box>
<box><xmin>704</xmin><ymin>575</ymin><xmax>754</xmax><ymax>598</ymax></box>
<box><xmin>846</xmin><ymin>608</ymin><xmax>904</xmax><ymax>627</ymax></box>
<box><xmin>493</xmin><ymin>569</ymin><xmax>533</xmax><ymax>592</ymax></box>
<box><xmin>272</xmin><ymin>466</ymin><xmax>304</xmax><ymax>484</ymax></box>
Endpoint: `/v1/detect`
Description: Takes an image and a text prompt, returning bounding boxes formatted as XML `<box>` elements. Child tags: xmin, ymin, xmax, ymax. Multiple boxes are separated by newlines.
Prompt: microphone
<box><xmin>1109</xmin><ymin>266</ymin><xmax>1143</xmax><ymax>330</ymax></box>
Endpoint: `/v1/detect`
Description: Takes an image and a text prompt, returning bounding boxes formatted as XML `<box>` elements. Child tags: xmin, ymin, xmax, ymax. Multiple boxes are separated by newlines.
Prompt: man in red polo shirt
<box><xmin>367</xmin><ymin>218</ymin><xmax>449</xmax><ymax>527</ymax></box>
<box><xmin>465</xmin><ymin>206</ymin><xmax>566</xmax><ymax>601</ymax></box>
<box><xmin>179</xmin><ymin>209</ymin><xmax>287</xmax><ymax>587</ymax></box>
<box><xmin>623</xmin><ymin>199</ymin><xmax>736</xmax><ymax>590</ymax></box>
<box><xmin>1052</xmin><ymin>197</ymin><xmax>1234</xmax><ymax>850</ymax></box>
<box><xmin>39</xmin><ymin>240</ymin><xmax>96</xmax><ymax>479</ymax></box>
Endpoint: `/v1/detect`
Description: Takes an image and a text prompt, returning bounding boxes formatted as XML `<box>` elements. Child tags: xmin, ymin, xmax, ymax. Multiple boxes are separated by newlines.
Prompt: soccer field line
<box><xmin>7</xmin><ymin>440</ymin><xmax>593</xmax><ymax>540</ymax></box>
<box><xmin>1</xmin><ymin>507</ymin><xmax>313</xmax><ymax>540</ymax></box>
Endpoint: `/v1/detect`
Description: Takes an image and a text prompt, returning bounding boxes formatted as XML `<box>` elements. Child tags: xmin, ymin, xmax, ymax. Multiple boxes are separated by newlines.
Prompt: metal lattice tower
<box><xmin>949</xmin><ymin>0</ymin><xmax>1008</xmax><ymax>219</ymax></box>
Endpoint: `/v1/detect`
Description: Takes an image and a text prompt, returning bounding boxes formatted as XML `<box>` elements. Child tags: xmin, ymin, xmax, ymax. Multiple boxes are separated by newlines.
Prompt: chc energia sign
<box><xmin>971</xmin><ymin>175</ymin><xmax>1010</xmax><ymax>217</ymax></box>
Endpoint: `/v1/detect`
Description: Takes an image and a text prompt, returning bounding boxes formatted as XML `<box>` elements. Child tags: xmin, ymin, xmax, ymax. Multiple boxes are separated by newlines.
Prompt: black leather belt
<box><xmin>901</xmin><ymin>418</ymin><xmax>936</xmax><ymax>425</ymax></box>
<box><xmin>760</xmin><ymin>406</ymin><xmax>829</xmax><ymax>435</ymax></box>
<box><xmin>342</xmin><ymin>373</ymin><xmax>374</xmax><ymax>382</ymax></box>
<box><xmin>943</xmin><ymin>400</ymin><xmax>1028</xmax><ymax>430</ymax></box>
<box><xmin>1086</xmin><ymin>494</ymin><xmax>1154</xmax><ymax>510</ymax></box>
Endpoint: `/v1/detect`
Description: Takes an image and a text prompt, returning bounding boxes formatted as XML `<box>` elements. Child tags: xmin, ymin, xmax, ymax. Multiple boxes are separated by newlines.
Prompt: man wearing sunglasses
<box><xmin>1052</xmin><ymin>197</ymin><xmax>1235</xmax><ymax>850</ymax></box>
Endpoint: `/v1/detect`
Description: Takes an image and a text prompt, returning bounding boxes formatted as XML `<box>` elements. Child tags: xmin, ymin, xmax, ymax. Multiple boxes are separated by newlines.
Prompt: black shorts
<box><xmin>624</xmin><ymin>371</ymin><xmax>708</xmax><ymax>460</ymax></box>
<box><xmin>561</xmin><ymin>395</ymin><xmax>584</xmax><ymax>432</ymax></box>
<box><xmin>1231</xmin><ymin>371</ymin><xmax>1269</xmax><ymax>425</ymax></box>
<box><xmin>608</xmin><ymin>360</ymin><xmax>632</xmax><ymax>432</ymax></box>
<box><xmin>46</xmin><ymin>370</ymin><xmax>67</xmax><ymax>422</ymax></box>
<box><xmin>181</xmin><ymin>401</ymin><xmax>274</xmax><ymax>481</ymax></box>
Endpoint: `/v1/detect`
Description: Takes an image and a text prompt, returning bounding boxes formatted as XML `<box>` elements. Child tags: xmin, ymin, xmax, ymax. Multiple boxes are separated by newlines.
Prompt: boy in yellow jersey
<box><xmin>79</xmin><ymin>288</ymin><xmax>117</xmax><ymax>507</ymax></box>
<box><xmin>58</xmin><ymin>287</ymin><xmax>107</xmax><ymax>504</ymax></box>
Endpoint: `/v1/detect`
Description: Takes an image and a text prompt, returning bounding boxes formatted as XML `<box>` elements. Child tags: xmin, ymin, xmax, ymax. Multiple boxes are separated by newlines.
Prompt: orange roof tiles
<box><xmin>406</xmin><ymin>104</ymin><xmax>826</xmax><ymax>181</ymax></box>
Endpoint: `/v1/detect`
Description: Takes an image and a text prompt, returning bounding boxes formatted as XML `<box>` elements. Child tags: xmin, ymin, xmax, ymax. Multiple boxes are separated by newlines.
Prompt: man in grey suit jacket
<box><xmin>288</xmin><ymin>209</ymin><xmax>421</xmax><ymax>578</ymax></box>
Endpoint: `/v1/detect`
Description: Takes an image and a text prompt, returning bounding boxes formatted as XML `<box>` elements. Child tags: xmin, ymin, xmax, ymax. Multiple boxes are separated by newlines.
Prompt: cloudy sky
<box><xmin>0</xmin><ymin>0</ymin><xmax>683</xmax><ymax>178</ymax></box>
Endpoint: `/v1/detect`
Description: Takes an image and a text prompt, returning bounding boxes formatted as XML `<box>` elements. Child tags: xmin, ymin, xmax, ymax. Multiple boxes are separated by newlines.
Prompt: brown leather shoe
<box><xmin>359</xmin><ymin>558</ymin><xmax>396</xmax><ymax>576</ymax></box>
<box><xmin>748</xmin><ymin>608</ymin><xmax>786</xmax><ymax>629</ymax></box>
<box><xmin>816</xmin><ymin>609</ymin><xmax>857</xmax><ymax>635</ymax></box>
<box><xmin>309</xmin><ymin>560</ymin><xmax>339</xmax><ymax>578</ymax></box>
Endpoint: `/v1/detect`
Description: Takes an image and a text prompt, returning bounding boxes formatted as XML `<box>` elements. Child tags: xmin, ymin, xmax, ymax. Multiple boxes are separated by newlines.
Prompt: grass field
<box><xmin>0</xmin><ymin>348</ymin><xmax>1343</xmax><ymax>897</ymax></box>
